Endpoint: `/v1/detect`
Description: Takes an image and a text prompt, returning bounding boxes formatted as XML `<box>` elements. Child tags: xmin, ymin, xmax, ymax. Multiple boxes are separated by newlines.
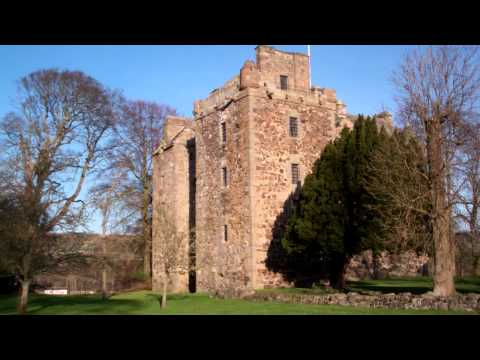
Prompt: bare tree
<box><xmin>366</xmin><ymin>128</ymin><xmax>432</xmax><ymax>256</ymax></box>
<box><xmin>393</xmin><ymin>46</ymin><xmax>480</xmax><ymax>296</ymax></box>
<box><xmin>456</xmin><ymin>123</ymin><xmax>480</xmax><ymax>275</ymax></box>
<box><xmin>97</xmin><ymin>101</ymin><xmax>176</xmax><ymax>283</ymax></box>
<box><xmin>0</xmin><ymin>69</ymin><xmax>116</xmax><ymax>313</ymax></box>
<box><xmin>153</xmin><ymin>209</ymin><xmax>190</xmax><ymax>308</ymax></box>
<box><xmin>89</xmin><ymin>183</ymin><xmax>116</xmax><ymax>299</ymax></box>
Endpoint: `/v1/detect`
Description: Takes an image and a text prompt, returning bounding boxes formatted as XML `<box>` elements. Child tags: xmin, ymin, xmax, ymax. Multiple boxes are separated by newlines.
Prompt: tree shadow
<box><xmin>345</xmin><ymin>280</ymin><xmax>431</xmax><ymax>295</ymax></box>
<box><xmin>187</xmin><ymin>137</ymin><xmax>197</xmax><ymax>293</ymax></box>
<box><xmin>0</xmin><ymin>294</ymin><xmax>19</xmax><ymax>314</ymax></box>
<box><xmin>265</xmin><ymin>184</ymin><xmax>330</xmax><ymax>288</ymax></box>
<box><xmin>145</xmin><ymin>293</ymin><xmax>192</xmax><ymax>304</ymax></box>
<box><xmin>346</xmin><ymin>277</ymin><xmax>480</xmax><ymax>295</ymax></box>
<box><xmin>0</xmin><ymin>275</ymin><xmax>19</xmax><ymax>295</ymax></box>
<box><xmin>25</xmin><ymin>294</ymin><xmax>145</xmax><ymax>315</ymax></box>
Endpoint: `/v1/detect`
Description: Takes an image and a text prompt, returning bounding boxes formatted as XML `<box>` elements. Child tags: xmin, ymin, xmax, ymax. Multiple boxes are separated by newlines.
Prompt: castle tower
<box><xmin>192</xmin><ymin>45</ymin><xmax>352</xmax><ymax>294</ymax></box>
<box><xmin>152</xmin><ymin>116</ymin><xmax>196</xmax><ymax>293</ymax></box>
<box><xmin>152</xmin><ymin>46</ymin><xmax>353</xmax><ymax>295</ymax></box>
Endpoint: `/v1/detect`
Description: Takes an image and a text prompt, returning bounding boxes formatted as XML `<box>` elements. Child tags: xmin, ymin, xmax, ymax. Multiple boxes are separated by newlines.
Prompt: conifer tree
<box><xmin>282</xmin><ymin>116</ymin><xmax>385</xmax><ymax>289</ymax></box>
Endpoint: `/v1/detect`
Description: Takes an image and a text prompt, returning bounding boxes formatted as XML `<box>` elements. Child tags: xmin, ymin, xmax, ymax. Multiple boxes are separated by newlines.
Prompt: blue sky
<box><xmin>0</xmin><ymin>45</ymin><xmax>416</xmax><ymax>120</ymax></box>
<box><xmin>0</xmin><ymin>45</ymin><xmax>417</xmax><ymax>233</ymax></box>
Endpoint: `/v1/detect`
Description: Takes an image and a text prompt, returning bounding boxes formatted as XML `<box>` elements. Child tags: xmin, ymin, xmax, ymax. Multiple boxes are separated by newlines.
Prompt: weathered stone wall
<box><xmin>248</xmin><ymin>290</ymin><xmax>480</xmax><ymax>312</ymax></box>
<box><xmin>346</xmin><ymin>250</ymin><xmax>430</xmax><ymax>281</ymax></box>
<box><xmin>151</xmin><ymin>45</ymin><xmax>376</xmax><ymax>295</ymax></box>
<box><xmin>255</xmin><ymin>45</ymin><xmax>310</xmax><ymax>91</ymax></box>
<box><xmin>192</xmin><ymin>46</ymin><xmax>354</xmax><ymax>294</ymax></box>
<box><xmin>152</xmin><ymin>116</ymin><xmax>195</xmax><ymax>293</ymax></box>
<box><xmin>249</xmin><ymin>46</ymin><xmax>352</xmax><ymax>289</ymax></box>
<box><xmin>195</xmin><ymin>84</ymin><xmax>254</xmax><ymax>295</ymax></box>
<box><xmin>250</xmin><ymin>91</ymin><xmax>336</xmax><ymax>288</ymax></box>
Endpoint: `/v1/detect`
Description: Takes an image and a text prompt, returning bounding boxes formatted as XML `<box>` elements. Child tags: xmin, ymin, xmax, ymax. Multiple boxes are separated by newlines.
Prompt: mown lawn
<box><xmin>0</xmin><ymin>277</ymin><xmax>478</xmax><ymax>315</ymax></box>
<box><xmin>261</xmin><ymin>277</ymin><xmax>480</xmax><ymax>296</ymax></box>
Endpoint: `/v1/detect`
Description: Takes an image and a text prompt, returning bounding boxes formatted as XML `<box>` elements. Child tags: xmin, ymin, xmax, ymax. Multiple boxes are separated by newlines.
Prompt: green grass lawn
<box><xmin>347</xmin><ymin>277</ymin><xmax>480</xmax><ymax>295</ymax></box>
<box><xmin>261</xmin><ymin>277</ymin><xmax>480</xmax><ymax>296</ymax></box>
<box><xmin>0</xmin><ymin>291</ymin><xmax>475</xmax><ymax>315</ymax></box>
<box><xmin>0</xmin><ymin>277</ymin><xmax>478</xmax><ymax>315</ymax></box>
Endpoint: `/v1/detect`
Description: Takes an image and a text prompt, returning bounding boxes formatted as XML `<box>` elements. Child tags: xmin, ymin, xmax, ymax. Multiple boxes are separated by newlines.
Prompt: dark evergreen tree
<box><xmin>282</xmin><ymin>116</ymin><xmax>386</xmax><ymax>289</ymax></box>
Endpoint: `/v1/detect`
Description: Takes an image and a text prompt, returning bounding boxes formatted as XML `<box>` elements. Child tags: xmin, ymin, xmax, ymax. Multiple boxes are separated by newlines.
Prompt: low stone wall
<box><xmin>247</xmin><ymin>291</ymin><xmax>480</xmax><ymax>312</ymax></box>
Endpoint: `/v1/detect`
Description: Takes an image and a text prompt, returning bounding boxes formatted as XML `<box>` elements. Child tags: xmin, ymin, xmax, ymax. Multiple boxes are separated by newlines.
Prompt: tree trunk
<box><xmin>372</xmin><ymin>252</ymin><xmax>381</xmax><ymax>280</ymax></box>
<box><xmin>17</xmin><ymin>280</ymin><xmax>30</xmax><ymax>315</ymax></box>
<box><xmin>427</xmin><ymin>118</ymin><xmax>456</xmax><ymax>297</ymax></box>
<box><xmin>471</xmin><ymin>220</ymin><xmax>478</xmax><ymax>276</ymax></box>
<box><xmin>101</xmin><ymin>236</ymin><xmax>108</xmax><ymax>299</ymax></box>
<box><xmin>102</xmin><ymin>269</ymin><xmax>108</xmax><ymax>299</ymax></box>
<box><xmin>474</xmin><ymin>256</ymin><xmax>480</xmax><ymax>277</ymax></box>
<box><xmin>330</xmin><ymin>255</ymin><xmax>351</xmax><ymax>290</ymax></box>
<box><xmin>161</xmin><ymin>276</ymin><xmax>167</xmax><ymax>308</ymax></box>
<box><xmin>143</xmin><ymin>185</ymin><xmax>152</xmax><ymax>280</ymax></box>
<box><xmin>143</xmin><ymin>238</ymin><xmax>151</xmax><ymax>280</ymax></box>
<box><xmin>432</xmin><ymin>211</ymin><xmax>456</xmax><ymax>296</ymax></box>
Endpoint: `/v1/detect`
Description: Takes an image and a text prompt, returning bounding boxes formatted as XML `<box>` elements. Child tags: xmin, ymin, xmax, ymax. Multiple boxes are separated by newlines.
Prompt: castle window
<box><xmin>280</xmin><ymin>75</ymin><xmax>288</xmax><ymax>90</ymax></box>
<box><xmin>291</xmin><ymin>163</ymin><xmax>300</xmax><ymax>185</ymax></box>
<box><xmin>224</xmin><ymin>225</ymin><xmax>228</xmax><ymax>242</ymax></box>
<box><xmin>221</xmin><ymin>122</ymin><xmax>226</xmax><ymax>144</ymax></box>
<box><xmin>289</xmin><ymin>117</ymin><xmax>298</xmax><ymax>137</ymax></box>
<box><xmin>222</xmin><ymin>167</ymin><xmax>228</xmax><ymax>187</ymax></box>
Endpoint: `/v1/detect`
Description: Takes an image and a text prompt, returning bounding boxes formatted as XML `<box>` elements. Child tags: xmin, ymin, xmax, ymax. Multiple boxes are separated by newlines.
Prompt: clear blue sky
<box><xmin>0</xmin><ymin>45</ymin><xmax>417</xmax><ymax>233</ymax></box>
<box><xmin>0</xmin><ymin>45</ymin><xmax>416</xmax><ymax>120</ymax></box>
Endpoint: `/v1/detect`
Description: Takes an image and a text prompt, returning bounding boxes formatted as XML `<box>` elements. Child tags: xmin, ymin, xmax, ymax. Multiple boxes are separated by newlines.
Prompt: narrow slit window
<box><xmin>291</xmin><ymin>164</ymin><xmax>300</xmax><ymax>185</ymax></box>
<box><xmin>224</xmin><ymin>225</ymin><xmax>228</xmax><ymax>242</ymax></box>
<box><xmin>222</xmin><ymin>167</ymin><xmax>228</xmax><ymax>187</ymax></box>
<box><xmin>221</xmin><ymin>122</ymin><xmax>226</xmax><ymax>144</ymax></box>
<box><xmin>289</xmin><ymin>117</ymin><xmax>298</xmax><ymax>137</ymax></box>
<box><xmin>280</xmin><ymin>75</ymin><xmax>288</xmax><ymax>90</ymax></box>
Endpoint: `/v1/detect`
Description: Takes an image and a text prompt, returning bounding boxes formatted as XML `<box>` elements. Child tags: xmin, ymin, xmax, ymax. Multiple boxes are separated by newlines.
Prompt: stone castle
<box><xmin>152</xmin><ymin>45</ymin><xmax>394</xmax><ymax>295</ymax></box>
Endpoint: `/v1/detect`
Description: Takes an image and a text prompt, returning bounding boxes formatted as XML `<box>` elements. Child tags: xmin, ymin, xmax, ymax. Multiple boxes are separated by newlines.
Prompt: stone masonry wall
<box><xmin>345</xmin><ymin>250</ymin><xmax>430</xmax><ymax>281</ymax></box>
<box><xmin>152</xmin><ymin>116</ymin><xmax>195</xmax><ymax>293</ymax></box>
<box><xmin>192</xmin><ymin>45</ymin><xmax>354</xmax><ymax>294</ymax></box>
<box><xmin>251</xmin><ymin>90</ymin><xmax>339</xmax><ymax>288</ymax></box>
<box><xmin>248</xmin><ymin>291</ymin><xmax>480</xmax><ymax>313</ymax></box>
<box><xmin>153</xmin><ymin>46</ymin><xmax>366</xmax><ymax>295</ymax></box>
<box><xmin>249</xmin><ymin>46</ymin><xmax>352</xmax><ymax>289</ymax></box>
<box><xmin>256</xmin><ymin>45</ymin><xmax>310</xmax><ymax>91</ymax></box>
<box><xmin>194</xmin><ymin>79</ymin><xmax>254</xmax><ymax>295</ymax></box>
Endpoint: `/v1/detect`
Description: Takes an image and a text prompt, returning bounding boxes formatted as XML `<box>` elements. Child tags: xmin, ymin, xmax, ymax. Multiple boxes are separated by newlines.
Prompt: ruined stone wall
<box><xmin>248</xmin><ymin>290</ymin><xmax>480</xmax><ymax>313</ymax></box>
<box><xmin>152</xmin><ymin>116</ymin><xmax>195</xmax><ymax>293</ymax></box>
<box><xmin>345</xmin><ymin>250</ymin><xmax>430</xmax><ymax>281</ymax></box>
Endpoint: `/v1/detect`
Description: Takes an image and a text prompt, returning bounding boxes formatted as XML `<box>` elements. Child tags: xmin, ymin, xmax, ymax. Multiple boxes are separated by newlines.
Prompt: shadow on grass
<box><xmin>29</xmin><ymin>295</ymin><xmax>146</xmax><ymax>315</ymax></box>
<box><xmin>346</xmin><ymin>277</ymin><xmax>480</xmax><ymax>295</ymax></box>
<box><xmin>346</xmin><ymin>281</ymin><xmax>431</xmax><ymax>295</ymax></box>
<box><xmin>145</xmin><ymin>293</ymin><xmax>195</xmax><ymax>305</ymax></box>
<box><xmin>0</xmin><ymin>291</ymin><xmax>205</xmax><ymax>315</ymax></box>
<box><xmin>0</xmin><ymin>294</ymin><xmax>18</xmax><ymax>314</ymax></box>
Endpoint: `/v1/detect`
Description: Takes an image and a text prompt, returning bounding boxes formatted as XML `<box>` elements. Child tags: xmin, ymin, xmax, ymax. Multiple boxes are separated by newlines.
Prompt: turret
<box><xmin>239</xmin><ymin>60</ymin><xmax>260</xmax><ymax>90</ymax></box>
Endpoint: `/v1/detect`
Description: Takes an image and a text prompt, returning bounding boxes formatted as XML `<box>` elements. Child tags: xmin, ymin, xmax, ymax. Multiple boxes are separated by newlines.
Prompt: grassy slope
<box><xmin>0</xmin><ymin>278</ymin><xmax>478</xmax><ymax>315</ymax></box>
